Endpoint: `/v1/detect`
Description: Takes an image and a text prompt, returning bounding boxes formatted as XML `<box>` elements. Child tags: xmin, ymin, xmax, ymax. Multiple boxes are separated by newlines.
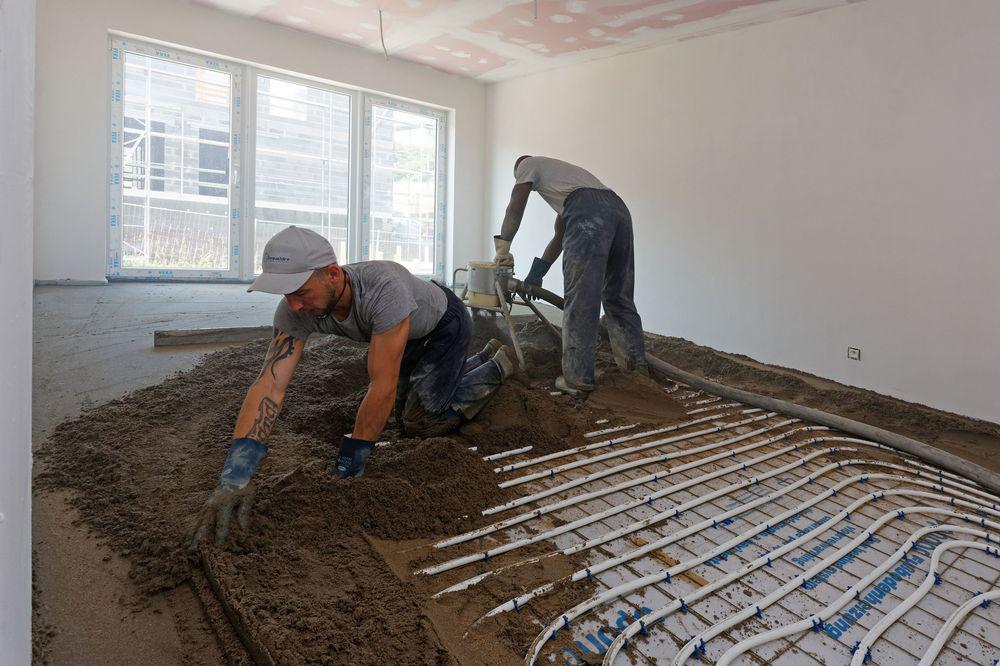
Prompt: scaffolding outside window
<box><xmin>108</xmin><ymin>37</ymin><xmax>449</xmax><ymax>282</ymax></box>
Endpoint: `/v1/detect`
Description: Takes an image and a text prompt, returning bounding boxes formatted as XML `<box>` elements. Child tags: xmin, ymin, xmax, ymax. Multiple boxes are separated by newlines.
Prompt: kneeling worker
<box><xmin>193</xmin><ymin>226</ymin><xmax>516</xmax><ymax>544</ymax></box>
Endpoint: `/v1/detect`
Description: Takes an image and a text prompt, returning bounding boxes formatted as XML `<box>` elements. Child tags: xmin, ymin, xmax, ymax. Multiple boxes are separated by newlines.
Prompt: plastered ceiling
<box><xmin>194</xmin><ymin>0</ymin><xmax>864</xmax><ymax>81</ymax></box>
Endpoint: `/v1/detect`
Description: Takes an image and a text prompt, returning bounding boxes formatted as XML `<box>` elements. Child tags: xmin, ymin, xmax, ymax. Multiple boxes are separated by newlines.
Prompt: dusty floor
<box><xmin>31</xmin><ymin>284</ymin><xmax>1000</xmax><ymax>664</ymax></box>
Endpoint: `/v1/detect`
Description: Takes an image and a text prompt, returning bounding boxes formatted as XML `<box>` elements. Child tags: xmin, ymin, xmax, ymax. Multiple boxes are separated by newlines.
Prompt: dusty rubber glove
<box><xmin>331</xmin><ymin>435</ymin><xmax>375</xmax><ymax>479</ymax></box>
<box><xmin>524</xmin><ymin>257</ymin><xmax>551</xmax><ymax>287</ymax></box>
<box><xmin>493</xmin><ymin>235</ymin><xmax>515</xmax><ymax>269</ymax></box>
<box><xmin>191</xmin><ymin>438</ymin><xmax>267</xmax><ymax>546</ymax></box>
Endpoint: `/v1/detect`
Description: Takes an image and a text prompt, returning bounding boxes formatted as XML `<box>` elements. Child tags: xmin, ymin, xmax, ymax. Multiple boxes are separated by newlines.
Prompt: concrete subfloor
<box><xmin>32</xmin><ymin>283</ymin><xmax>277</xmax><ymax>665</ymax></box>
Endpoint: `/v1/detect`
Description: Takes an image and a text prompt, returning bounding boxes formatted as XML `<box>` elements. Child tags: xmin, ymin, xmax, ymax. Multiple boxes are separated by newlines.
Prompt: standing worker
<box><xmin>192</xmin><ymin>226</ymin><xmax>517</xmax><ymax>544</ymax></box>
<box><xmin>494</xmin><ymin>155</ymin><xmax>647</xmax><ymax>396</ymax></box>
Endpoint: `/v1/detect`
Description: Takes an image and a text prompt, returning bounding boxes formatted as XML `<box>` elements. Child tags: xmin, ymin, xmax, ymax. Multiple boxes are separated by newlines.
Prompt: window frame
<box><xmin>108</xmin><ymin>37</ymin><xmax>244</xmax><ymax>280</ymax></box>
<box><xmin>361</xmin><ymin>94</ymin><xmax>448</xmax><ymax>281</ymax></box>
<box><xmin>246</xmin><ymin>70</ymin><xmax>358</xmax><ymax>280</ymax></box>
<box><xmin>107</xmin><ymin>36</ymin><xmax>450</xmax><ymax>283</ymax></box>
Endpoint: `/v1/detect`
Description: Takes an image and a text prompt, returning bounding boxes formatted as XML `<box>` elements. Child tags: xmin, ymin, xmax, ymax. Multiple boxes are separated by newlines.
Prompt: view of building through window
<box><xmin>111</xmin><ymin>42</ymin><xmax>447</xmax><ymax>280</ymax></box>
<box><xmin>368</xmin><ymin>105</ymin><xmax>439</xmax><ymax>276</ymax></box>
<box><xmin>254</xmin><ymin>76</ymin><xmax>351</xmax><ymax>272</ymax></box>
<box><xmin>121</xmin><ymin>52</ymin><xmax>232</xmax><ymax>270</ymax></box>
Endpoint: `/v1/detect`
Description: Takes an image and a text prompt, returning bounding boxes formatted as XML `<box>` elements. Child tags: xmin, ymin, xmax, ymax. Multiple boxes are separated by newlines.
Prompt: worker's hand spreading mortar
<box><xmin>190</xmin><ymin>227</ymin><xmax>518</xmax><ymax>546</ymax></box>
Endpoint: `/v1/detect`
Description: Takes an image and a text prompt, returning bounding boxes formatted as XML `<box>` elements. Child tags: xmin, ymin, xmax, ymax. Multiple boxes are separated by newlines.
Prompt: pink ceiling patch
<box><xmin>192</xmin><ymin>0</ymin><xmax>869</xmax><ymax>81</ymax></box>
<box><xmin>395</xmin><ymin>36</ymin><xmax>510</xmax><ymax>77</ymax></box>
<box><xmin>467</xmin><ymin>0</ymin><xmax>797</xmax><ymax>57</ymax></box>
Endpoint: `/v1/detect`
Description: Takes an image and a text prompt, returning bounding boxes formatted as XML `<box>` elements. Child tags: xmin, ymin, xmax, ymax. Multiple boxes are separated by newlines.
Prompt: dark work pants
<box><xmin>395</xmin><ymin>286</ymin><xmax>503</xmax><ymax>437</ymax></box>
<box><xmin>561</xmin><ymin>188</ymin><xmax>647</xmax><ymax>387</ymax></box>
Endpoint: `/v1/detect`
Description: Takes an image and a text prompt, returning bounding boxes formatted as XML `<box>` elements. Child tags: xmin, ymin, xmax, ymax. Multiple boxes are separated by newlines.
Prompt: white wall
<box><xmin>0</xmin><ymin>0</ymin><xmax>35</xmax><ymax>661</ymax></box>
<box><xmin>485</xmin><ymin>0</ymin><xmax>1000</xmax><ymax>423</ymax></box>
<box><xmin>34</xmin><ymin>0</ymin><xmax>487</xmax><ymax>282</ymax></box>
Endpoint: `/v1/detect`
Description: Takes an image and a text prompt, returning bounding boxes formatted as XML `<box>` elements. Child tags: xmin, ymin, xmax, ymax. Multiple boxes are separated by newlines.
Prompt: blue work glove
<box><xmin>191</xmin><ymin>438</ymin><xmax>267</xmax><ymax>545</ymax></box>
<box><xmin>331</xmin><ymin>435</ymin><xmax>375</xmax><ymax>479</ymax></box>
<box><xmin>522</xmin><ymin>257</ymin><xmax>552</xmax><ymax>299</ymax></box>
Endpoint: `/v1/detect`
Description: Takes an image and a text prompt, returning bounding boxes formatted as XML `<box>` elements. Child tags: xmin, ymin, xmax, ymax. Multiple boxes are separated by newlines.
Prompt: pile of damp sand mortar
<box><xmin>38</xmin><ymin>318</ymin><xmax>687</xmax><ymax>665</ymax></box>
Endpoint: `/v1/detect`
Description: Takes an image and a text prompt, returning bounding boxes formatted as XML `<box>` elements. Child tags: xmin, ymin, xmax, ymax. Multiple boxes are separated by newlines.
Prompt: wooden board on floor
<box><xmin>153</xmin><ymin>326</ymin><xmax>272</xmax><ymax>348</ymax></box>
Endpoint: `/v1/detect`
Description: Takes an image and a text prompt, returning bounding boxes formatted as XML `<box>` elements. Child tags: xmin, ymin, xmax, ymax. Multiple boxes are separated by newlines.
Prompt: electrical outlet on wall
<box><xmin>848</xmin><ymin>347</ymin><xmax>861</xmax><ymax>361</ymax></box>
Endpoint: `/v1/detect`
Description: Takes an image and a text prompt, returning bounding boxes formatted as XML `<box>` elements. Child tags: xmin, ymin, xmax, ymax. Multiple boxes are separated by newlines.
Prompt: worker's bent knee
<box><xmin>401</xmin><ymin>398</ymin><xmax>460</xmax><ymax>438</ymax></box>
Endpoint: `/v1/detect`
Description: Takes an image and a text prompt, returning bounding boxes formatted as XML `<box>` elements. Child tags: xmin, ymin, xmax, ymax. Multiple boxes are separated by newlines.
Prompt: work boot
<box><xmin>493</xmin><ymin>345</ymin><xmax>520</xmax><ymax>380</ymax></box>
<box><xmin>483</xmin><ymin>338</ymin><xmax>504</xmax><ymax>357</ymax></box>
<box><xmin>555</xmin><ymin>375</ymin><xmax>594</xmax><ymax>398</ymax></box>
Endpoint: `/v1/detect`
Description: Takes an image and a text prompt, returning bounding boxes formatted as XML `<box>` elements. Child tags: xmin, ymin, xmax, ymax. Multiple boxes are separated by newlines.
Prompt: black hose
<box><xmin>519</xmin><ymin>282</ymin><xmax>1000</xmax><ymax>496</ymax></box>
<box><xmin>508</xmin><ymin>278</ymin><xmax>565</xmax><ymax>309</ymax></box>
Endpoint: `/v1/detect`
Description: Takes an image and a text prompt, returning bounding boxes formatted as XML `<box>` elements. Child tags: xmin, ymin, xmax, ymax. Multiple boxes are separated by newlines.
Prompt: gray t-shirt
<box><xmin>272</xmin><ymin>261</ymin><xmax>447</xmax><ymax>343</ymax></box>
<box><xmin>514</xmin><ymin>156</ymin><xmax>608</xmax><ymax>214</ymax></box>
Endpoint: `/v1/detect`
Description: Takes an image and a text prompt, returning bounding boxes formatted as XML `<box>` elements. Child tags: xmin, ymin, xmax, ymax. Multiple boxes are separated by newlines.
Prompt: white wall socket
<box><xmin>848</xmin><ymin>347</ymin><xmax>861</xmax><ymax>361</ymax></box>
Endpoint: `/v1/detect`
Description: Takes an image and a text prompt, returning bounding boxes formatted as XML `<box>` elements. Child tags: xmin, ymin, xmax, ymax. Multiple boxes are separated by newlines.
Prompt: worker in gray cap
<box><xmin>192</xmin><ymin>226</ymin><xmax>516</xmax><ymax>544</ymax></box>
<box><xmin>494</xmin><ymin>155</ymin><xmax>647</xmax><ymax>396</ymax></box>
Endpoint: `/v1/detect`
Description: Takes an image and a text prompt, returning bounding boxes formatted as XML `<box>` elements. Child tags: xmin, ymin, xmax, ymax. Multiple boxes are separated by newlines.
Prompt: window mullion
<box><xmin>240</xmin><ymin>67</ymin><xmax>257</xmax><ymax>281</ymax></box>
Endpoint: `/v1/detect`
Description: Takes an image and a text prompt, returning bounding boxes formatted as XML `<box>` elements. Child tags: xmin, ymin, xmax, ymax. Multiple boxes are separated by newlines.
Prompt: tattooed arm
<box><xmin>231</xmin><ymin>329</ymin><xmax>305</xmax><ymax>442</ymax></box>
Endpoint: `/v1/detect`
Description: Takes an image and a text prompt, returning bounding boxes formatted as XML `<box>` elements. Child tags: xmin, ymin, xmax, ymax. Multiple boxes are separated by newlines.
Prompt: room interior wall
<box><xmin>34</xmin><ymin>0</ymin><xmax>488</xmax><ymax>283</ymax></box>
<box><xmin>0</xmin><ymin>0</ymin><xmax>35</xmax><ymax>660</ymax></box>
<box><xmin>484</xmin><ymin>0</ymin><xmax>1000</xmax><ymax>423</ymax></box>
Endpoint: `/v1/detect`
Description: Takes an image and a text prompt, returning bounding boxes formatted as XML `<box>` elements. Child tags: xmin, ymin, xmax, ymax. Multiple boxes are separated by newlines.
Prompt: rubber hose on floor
<box><xmin>515</xmin><ymin>280</ymin><xmax>1000</xmax><ymax>497</ymax></box>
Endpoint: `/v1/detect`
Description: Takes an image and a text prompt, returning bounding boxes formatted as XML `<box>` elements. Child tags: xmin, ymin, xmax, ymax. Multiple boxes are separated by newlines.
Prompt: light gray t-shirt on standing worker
<box><xmin>514</xmin><ymin>156</ymin><xmax>608</xmax><ymax>215</ymax></box>
<box><xmin>273</xmin><ymin>260</ymin><xmax>447</xmax><ymax>343</ymax></box>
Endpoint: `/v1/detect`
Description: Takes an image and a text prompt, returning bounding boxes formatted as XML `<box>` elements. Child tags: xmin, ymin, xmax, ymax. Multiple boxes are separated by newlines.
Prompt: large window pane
<box><xmin>368</xmin><ymin>105</ymin><xmax>439</xmax><ymax>276</ymax></box>
<box><xmin>121</xmin><ymin>52</ymin><xmax>232</xmax><ymax>270</ymax></box>
<box><xmin>254</xmin><ymin>76</ymin><xmax>351</xmax><ymax>272</ymax></box>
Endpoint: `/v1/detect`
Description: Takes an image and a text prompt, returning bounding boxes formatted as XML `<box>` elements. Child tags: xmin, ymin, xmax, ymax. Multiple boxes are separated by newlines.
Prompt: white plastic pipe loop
<box><xmin>494</xmin><ymin>412</ymin><xmax>744</xmax><ymax>474</ymax></box>
<box><xmin>851</xmin><ymin>540</ymin><xmax>1000</xmax><ymax>665</ymax></box>
<box><xmin>484</xmin><ymin>414</ymin><xmax>786</xmax><ymax>514</ymax></box>
<box><xmin>918</xmin><ymin>589</ymin><xmax>1000</xmax><ymax>665</ymax></box>
<box><xmin>672</xmin><ymin>506</ymin><xmax>1000</xmax><ymax>666</ymax></box>
<box><xmin>442</xmin><ymin>456</ymin><xmax>917</xmax><ymax>599</ymax></box>
<box><xmin>440</xmin><ymin>420</ymin><xmax>803</xmax><ymax>550</ymax></box>
<box><xmin>685</xmin><ymin>397</ymin><xmax>723</xmax><ymax>407</ymax></box>
<box><xmin>492</xmin><ymin>448</ymin><xmax>867</xmax><ymax>619</ymax></box>
<box><xmin>500</xmin><ymin>413</ymin><xmax>777</xmax><ymax>488</ymax></box>
<box><xmin>583</xmin><ymin>423</ymin><xmax>638</xmax><ymax>438</ymax></box>
<box><xmin>713</xmin><ymin>523</ymin><xmax>1000</xmax><ymax>666</ymax></box>
<box><xmin>687</xmin><ymin>402</ymin><xmax>741</xmax><ymax>415</ymax></box>
<box><xmin>545</xmin><ymin>481</ymin><xmax>999</xmax><ymax>665</ymax></box>
<box><xmin>421</xmin><ymin>440</ymin><xmax>840</xmax><ymax>577</ymax></box>
<box><xmin>482</xmin><ymin>446</ymin><xmax>533</xmax><ymax>462</ymax></box>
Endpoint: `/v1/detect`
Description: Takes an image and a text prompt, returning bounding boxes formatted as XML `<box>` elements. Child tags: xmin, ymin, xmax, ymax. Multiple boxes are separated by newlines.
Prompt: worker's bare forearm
<box><xmin>541</xmin><ymin>236</ymin><xmax>563</xmax><ymax>263</ymax></box>
<box><xmin>498</xmin><ymin>182</ymin><xmax>533</xmax><ymax>241</ymax></box>
<box><xmin>540</xmin><ymin>215</ymin><xmax>565</xmax><ymax>263</ymax></box>
<box><xmin>498</xmin><ymin>211</ymin><xmax>522</xmax><ymax>242</ymax></box>
<box><xmin>232</xmin><ymin>329</ymin><xmax>303</xmax><ymax>443</ymax></box>
<box><xmin>352</xmin><ymin>383</ymin><xmax>396</xmax><ymax>441</ymax></box>
<box><xmin>233</xmin><ymin>381</ymin><xmax>285</xmax><ymax>441</ymax></box>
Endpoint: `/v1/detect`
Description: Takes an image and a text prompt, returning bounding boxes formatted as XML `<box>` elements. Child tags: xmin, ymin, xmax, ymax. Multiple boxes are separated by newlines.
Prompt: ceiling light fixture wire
<box><xmin>378</xmin><ymin>9</ymin><xmax>388</xmax><ymax>59</ymax></box>
<box><xmin>534</xmin><ymin>0</ymin><xmax>539</xmax><ymax>20</ymax></box>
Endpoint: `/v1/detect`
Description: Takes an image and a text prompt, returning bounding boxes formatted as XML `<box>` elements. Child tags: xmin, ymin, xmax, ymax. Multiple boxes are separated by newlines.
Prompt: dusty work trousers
<box><xmin>395</xmin><ymin>286</ymin><xmax>503</xmax><ymax>437</ymax></box>
<box><xmin>561</xmin><ymin>187</ymin><xmax>647</xmax><ymax>388</ymax></box>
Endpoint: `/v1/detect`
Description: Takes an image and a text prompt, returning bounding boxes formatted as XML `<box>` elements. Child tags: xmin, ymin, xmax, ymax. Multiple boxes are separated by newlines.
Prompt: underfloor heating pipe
<box><xmin>512</xmin><ymin>279</ymin><xmax>1000</xmax><ymax>496</ymax></box>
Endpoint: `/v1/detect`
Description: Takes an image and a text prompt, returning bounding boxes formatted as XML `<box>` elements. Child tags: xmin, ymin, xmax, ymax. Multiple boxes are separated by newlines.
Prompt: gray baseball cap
<box><xmin>247</xmin><ymin>226</ymin><xmax>338</xmax><ymax>294</ymax></box>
